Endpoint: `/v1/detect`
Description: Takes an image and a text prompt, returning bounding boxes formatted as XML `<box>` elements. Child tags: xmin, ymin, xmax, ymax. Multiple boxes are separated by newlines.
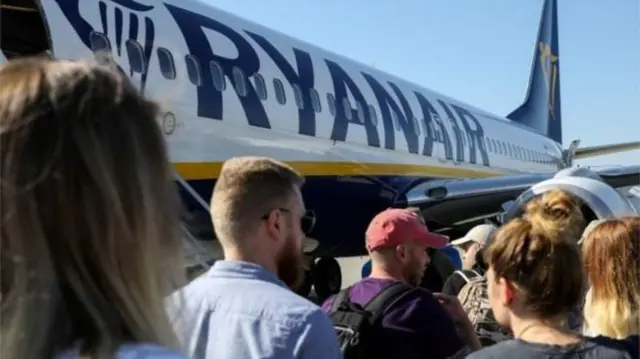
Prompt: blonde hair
<box><xmin>210</xmin><ymin>156</ymin><xmax>304</xmax><ymax>245</ymax></box>
<box><xmin>484</xmin><ymin>189</ymin><xmax>586</xmax><ymax>319</ymax></box>
<box><xmin>0</xmin><ymin>58</ymin><xmax>185</xmax><ymax>358</ymax></box>
<box><xmin>582</xmin><ymin>216</ymin><xmax>640</xmax><ymax>339</ymax></box>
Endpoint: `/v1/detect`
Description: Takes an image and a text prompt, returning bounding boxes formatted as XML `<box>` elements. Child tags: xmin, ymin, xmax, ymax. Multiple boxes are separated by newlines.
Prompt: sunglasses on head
<box><xmin>261</xmin><ymin>208</ymin><xmax>316</xmax><ymax>235</ymax></box>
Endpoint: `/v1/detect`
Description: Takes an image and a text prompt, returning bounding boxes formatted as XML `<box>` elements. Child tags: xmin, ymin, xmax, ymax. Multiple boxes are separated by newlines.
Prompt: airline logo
<box><xmin>538</xmin><ymin>41</ymin><xmax>559</xmax><ymax>121</ymax></box>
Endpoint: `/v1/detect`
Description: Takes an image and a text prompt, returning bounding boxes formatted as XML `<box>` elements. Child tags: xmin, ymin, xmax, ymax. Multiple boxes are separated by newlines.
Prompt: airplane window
<box><xmin>356</xmin><ymin>102</ymin><xmax>365</xmax><ymax>124</ymax></box>
<box><xmin>90</xmin><ymin>32</ymin><xmax>110</xmax><ymax>52</ymax></box>
<box><xmin>273</xmin><ymin>78</ymin><xmax>286</xmax><ymax>105</ymax></box>
<box><xmin>89</xmin><ymin>32</ymin><xmax>112</xmax><ymax>66</ymax></box>
<box><xmin>253</xmin><ymin>73</ymin><xmax>267</xmax><ymax>101</ymax></box>
<box><xmin>210</xmin><ymin>61</ymin><xmax>226</xmax><ymax>91</ymax></box>
<box><xmin>342</xmin><ymin>98</ymin><xmax>352</xmax><ymax>120</ymax></box>
<box><xmin>310</xmin><ymin>88</ymin><xmax>321</xmax><ymax>112</ymax></box>
<box><xmin>292</xmin><ymin>84</ymin><xmax>305</xmax><ymax>110</ymax></box>
<box><xmin>327</xmin><ymin>93</ymin><xmax>336</xmax><ymax>117</ymax></box>
<box><xmin>232</xmin><ymin>67</ymin><xmax>247</xmax><ymax>97</ymax></box>
<box><xmin>368</xmin><ymin>104</ymin><xmax>378</xmax><ymax>126</ymax></box>
<box><xmin>392</xmin><ymin>111</ymin><xmax>401</xmax><ymax>131</ymax></box>
<box><xmin>157</xmin><ymin>47</ymin><xmax>176</xmax><ymax>80</ymax></box>
<box><xmin>486</xmin><ymin>138</ymin><xmax>493</xmax><ymax>152</ymax></box>
<box><xmin>125</xmin><ymin>39</ymin><xmax>146</xmax><ymax>74</ymax></box>
<box><xmin>185</xmin><ymin>55</ymin><xmax>202</xmax><ymax>86</ymax></box>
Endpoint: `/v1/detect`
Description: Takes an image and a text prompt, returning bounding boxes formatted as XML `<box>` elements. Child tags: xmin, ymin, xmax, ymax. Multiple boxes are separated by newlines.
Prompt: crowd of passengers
<box><xmin>0</xmin><ymin>57</ymin><xmax>638</xmax><ymax>359</ymax></box>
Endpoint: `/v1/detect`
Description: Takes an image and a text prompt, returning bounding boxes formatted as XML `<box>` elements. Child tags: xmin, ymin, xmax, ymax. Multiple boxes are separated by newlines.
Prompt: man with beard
<box><xmin>321</xmin><ymin>208</ymin><xmax>481</xmax><ymax>358</ymax></box>
<box><xmin>168</xmin><ymin>156</ymin><xmax>341</xmax><ymax>359</ymax></box>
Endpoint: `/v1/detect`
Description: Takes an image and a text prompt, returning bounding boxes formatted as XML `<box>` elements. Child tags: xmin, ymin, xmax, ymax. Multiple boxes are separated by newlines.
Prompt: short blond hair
<box><xmin>211</xmin><ymin>157</ymin><xmax>304</xmax><ymax>245</ymax></box>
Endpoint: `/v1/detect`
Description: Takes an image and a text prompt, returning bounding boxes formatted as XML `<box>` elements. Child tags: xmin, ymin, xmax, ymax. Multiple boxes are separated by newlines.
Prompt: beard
<box><xmin>402</xmin><ymin>256</ymin><xmax>424</xmax><ymax>287</ymax></box>
<box><xmin>276</xmin><ymin>232</ymin><xmax>304</xmax><ymax>289</ymax></box>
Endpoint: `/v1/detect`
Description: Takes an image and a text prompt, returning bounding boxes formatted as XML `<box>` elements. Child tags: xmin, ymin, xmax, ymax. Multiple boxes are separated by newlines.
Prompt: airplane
<box><xmin>2</xmin><ymin>0</ymin><xmax>639</xmax><ymax>299</ymax></box>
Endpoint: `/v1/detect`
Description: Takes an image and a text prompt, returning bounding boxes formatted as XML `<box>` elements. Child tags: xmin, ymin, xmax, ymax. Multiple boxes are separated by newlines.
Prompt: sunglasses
<box><xmin>262</xmin><ymin>208</ymin><xmax>316</xmax><ymax>235</ymax></box>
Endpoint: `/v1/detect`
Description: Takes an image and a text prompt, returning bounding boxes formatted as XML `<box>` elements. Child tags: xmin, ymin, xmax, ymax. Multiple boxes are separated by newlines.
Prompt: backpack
<box><xmin>328</xmin><ymin>282</ymin><xmax>413</xmax><ymax>359</ymax></box>
<box><xmin>457</xmin><ymin>275</ymin><xmax>512</xmax><ymax>347</ymax></box>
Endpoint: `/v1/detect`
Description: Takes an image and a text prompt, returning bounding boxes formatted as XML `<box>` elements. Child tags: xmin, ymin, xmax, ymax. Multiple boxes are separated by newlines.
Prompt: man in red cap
<box><xmin>322</xmin><ymin>208</ymin><xmax>481</xmax><ymax>358</ymax></box>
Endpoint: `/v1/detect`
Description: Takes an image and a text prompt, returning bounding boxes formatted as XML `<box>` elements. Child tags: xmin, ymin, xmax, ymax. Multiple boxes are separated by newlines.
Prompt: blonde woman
<box><xmin>0</xmin><ymin>58</ymin><xmax>186</xmax><ymax>358</ymax></box>
<box><xmin>582</xmin><ymin>217</ymin><xmax>640</xmax><ymax>339</ymax></box>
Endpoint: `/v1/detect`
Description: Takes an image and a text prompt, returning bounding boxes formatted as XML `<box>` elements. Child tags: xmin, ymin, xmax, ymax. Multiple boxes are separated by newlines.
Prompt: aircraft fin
<box><xmin>507</xmin><ymin>0</ymin><xmax>563</xmax><ymax>144</ymax></box>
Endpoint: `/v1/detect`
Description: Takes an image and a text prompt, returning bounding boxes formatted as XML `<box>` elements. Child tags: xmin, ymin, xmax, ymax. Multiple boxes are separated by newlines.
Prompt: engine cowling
<box><xmin>503</xmin><ymin>175</ymin><xmax>639</xmax><ymax>223</ymax></box>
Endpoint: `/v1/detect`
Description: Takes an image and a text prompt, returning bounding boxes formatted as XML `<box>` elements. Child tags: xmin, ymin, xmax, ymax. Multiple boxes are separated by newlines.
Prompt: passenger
<box><xmin>451</xmin><ymin>224</ymin><xmax>496</xmax><ymax>270</ymax></box>
<box><xmin>0</xmin><ymin>58</ymin><xmax>186</xmax><ymax>358</ymax></box>
<box><xmin>323</xmin><ymin>208</ymin><xmax>482</xmax><ymax>358</ymax></box>
<box><xmin>581</xmin><ymin>216</ymin><xmax>640</xmax><ymax>339</ymax></box>
<box><xmin>467</xmin><ymin>190</ymin><xmax>638</xmax><ymax>359</ymax></box>
<box><xmin>168</xmin><ymin>156</ymin><xmax>341</xmax><ymax>359</ymax></box>
<box><xmin>442</xmin><ymin>224</ymin><xmax>497</xmax><ymax>296</ymax></box>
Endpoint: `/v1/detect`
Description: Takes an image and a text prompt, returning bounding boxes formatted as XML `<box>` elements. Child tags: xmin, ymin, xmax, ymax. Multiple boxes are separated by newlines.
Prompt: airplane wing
<box><xmin>574</xmin><ymin>141</ymin><xmax>640</xmax><ymax>159</ymax></box>
<box><xmin>398</xmin><ymin>165</ymin><xmax>640</xmax><ymax>235</ymax></box>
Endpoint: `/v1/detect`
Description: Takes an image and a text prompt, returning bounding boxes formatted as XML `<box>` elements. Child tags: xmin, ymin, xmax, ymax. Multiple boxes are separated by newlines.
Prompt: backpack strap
<box><xmin>456</xmin><ymin>269</ymin><xmax>481</xmax><ymax>283</ymax></box>
<box><xmin>362</xmin><ymin>282</ymin><xmax>413</xmax><ymax>325</ymax></box>
<box><xmin>329</xmin><ymin>287</ymin><xmax>352</xmax><ymax>314</ymax></box>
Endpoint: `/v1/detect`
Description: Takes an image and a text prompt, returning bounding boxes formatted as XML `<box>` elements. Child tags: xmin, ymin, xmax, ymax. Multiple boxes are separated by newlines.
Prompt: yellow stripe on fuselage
<box><xmin>173</xmin><ymin>161</ymin><xmax>502</xmax><ymax>181</ymax></box>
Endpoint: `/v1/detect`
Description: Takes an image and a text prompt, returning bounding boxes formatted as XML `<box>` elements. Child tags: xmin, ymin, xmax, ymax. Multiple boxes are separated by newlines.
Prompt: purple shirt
<box><xmin>321</xmin><ymin>277</ymin><xmax>467</xmax><ymax>359</ymax></box>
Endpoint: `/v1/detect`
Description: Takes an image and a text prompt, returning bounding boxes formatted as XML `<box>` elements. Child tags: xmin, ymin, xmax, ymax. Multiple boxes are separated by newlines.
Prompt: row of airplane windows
<box><xmin>91</xmin><ymin>33</ymin><xmax>556</xmax><ymax>166</ymax></box>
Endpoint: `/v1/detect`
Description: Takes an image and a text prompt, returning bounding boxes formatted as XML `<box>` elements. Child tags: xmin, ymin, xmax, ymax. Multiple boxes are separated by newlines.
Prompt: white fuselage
<box><xmin>40</xmin><ymin>0</ymin><xmax>563</xmax><ymax>184</ymax></box>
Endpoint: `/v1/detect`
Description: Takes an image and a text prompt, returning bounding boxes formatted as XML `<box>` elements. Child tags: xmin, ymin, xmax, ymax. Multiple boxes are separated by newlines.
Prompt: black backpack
<box><xmin>328</xmin><ymin>282</ymin><xmax>414</xmax><ymax>359</ymax></box>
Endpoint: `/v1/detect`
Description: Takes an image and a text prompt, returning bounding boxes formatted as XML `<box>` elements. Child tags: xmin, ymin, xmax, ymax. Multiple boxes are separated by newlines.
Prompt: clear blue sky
<box><xmin>206</xmin><ymin>0</ymin><xmax>639</xmax><ymax>166</ymax></box>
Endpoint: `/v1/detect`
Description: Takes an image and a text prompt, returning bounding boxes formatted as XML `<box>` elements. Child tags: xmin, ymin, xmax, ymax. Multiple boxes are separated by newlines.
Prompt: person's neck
<box><xmin>511</xmin><ymin>316</ymin><xmax>579</xmax><ymax>345</ymax></box>
<box><xmin>369</xmin><ymin>266</ymin><xmax>406</xmax><ymax>284</ymax></box>
<box><xmin>224</xmin><ymin>248</ymin><xmax>278</xmax><ymax>277</ymax></box>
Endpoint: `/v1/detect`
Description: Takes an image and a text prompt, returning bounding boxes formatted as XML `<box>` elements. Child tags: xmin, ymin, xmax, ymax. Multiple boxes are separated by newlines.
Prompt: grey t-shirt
<box><xmin>466</xmin><ymin>335</ymin><xmax>639</xmax><ymax>359</ymax></box>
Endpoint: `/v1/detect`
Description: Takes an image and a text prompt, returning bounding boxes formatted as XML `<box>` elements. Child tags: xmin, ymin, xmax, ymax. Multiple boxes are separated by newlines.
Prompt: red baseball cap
<box><xmin>365</xmin><ymin>208</ymin><xmax>449</xmax><ymax>252</ymax></box>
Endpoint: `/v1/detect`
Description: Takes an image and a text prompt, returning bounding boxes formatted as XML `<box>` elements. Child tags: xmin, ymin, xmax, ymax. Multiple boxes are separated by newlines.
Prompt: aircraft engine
<box><xmin>502</xmin><ymin>169</ymin><xmax>640</xmax><ymax>224</ymax></box>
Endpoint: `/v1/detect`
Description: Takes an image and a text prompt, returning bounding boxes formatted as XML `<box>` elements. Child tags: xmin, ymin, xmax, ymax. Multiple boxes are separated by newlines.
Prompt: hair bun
<box><xmin>524</xmin><ymin>189</ymin><xmax>585</xmax><ymax>243</ymax></box>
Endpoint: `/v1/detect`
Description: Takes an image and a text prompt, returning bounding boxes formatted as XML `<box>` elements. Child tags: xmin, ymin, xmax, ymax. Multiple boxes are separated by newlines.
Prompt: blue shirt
<box><xmin>167</xmin><ymin>260</ymin><xmax>341</xmax><ymax>359</ymax></box>
<box><xmin>322</xmin><ymin>277</ymin><xmax>469</xmax><ymax>359</ymax></box>
<box><xmin>361</xmin><ymin>259</ymin><xmax>372</xmax><ymax>278</ymax></box>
